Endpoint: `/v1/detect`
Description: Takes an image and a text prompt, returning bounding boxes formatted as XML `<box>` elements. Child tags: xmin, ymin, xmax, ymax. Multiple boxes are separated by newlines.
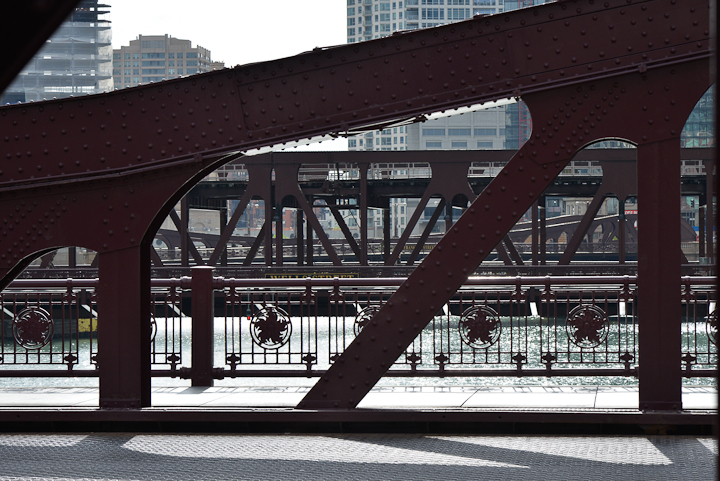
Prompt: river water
<box><xmin>0</xmin><ymin>315</ymin><xmax>715</xmax><ymax>388</ymax></box>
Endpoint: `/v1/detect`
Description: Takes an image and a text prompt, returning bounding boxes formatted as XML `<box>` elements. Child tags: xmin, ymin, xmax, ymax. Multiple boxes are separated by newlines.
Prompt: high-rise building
<box><xmin>1</xmin><ymin>0</ymin><xmax>112</xmax><ymax>104</ymax></box>
<box><xmin>345</xmin><ymin>1</ymin><xmax>553</xmax><ymax>236</ymax></box>
<box><xmin>112</xmin><ymin>35</ymin><xmax>218</xmax><ymax>89</ymax></box>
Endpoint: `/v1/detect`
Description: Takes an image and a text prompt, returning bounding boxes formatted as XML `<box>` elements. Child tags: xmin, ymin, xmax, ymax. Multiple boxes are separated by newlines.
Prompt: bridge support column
<box><xmin>98</xmin><ymin>245</ymin><xmax>152</xmax><ymax>408</ymax></box>
<box><xmin>191</xmin><ymin>266</ymin><xmax>215</xmax><ymax>387</ymax></box>
<box><xmin>637</xmin><ymin>139</ymin><xmax>682</xmax><ymax>411</ymax></box>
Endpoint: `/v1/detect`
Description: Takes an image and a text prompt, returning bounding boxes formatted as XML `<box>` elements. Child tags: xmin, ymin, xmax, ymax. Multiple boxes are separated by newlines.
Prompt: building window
<box><xmin>448</xmin><ymin>128</ymin><xmax>471</xmax><ymax>136</ymax></box>
<box><xmin>186</xmin><ymin>60</ymin><xmax>198</xmax><ymax>66</ymax></box>
<box><xmin>133</xmin><ymin>69</ymin><xmax>139</xmax><ymax>75</ymax></box>
<box><xmin>381</xmin><ymin>137</ymin><xmax>392</xmax><ymax>145</ymax></box>
<box><xmin>380</xmin><ymin>13</ymin><xmax>390</xmax><ymax>21</ymax></box>
<box><xmin>124</xmin><ymin>69</ymin><xmax>131</xmax><ymax>75</ymax></box>
<box><xmin>142</xmin><ymin>68</ymin><xmax>166</xmax><ymax>75</ymax></box>
<box><xmin>347</xmin><ymin>0</ymin><xmax>355</xmax><ymax>4</ymax></box>
<box><xmin>422</xmin><ymin>128</ymin><xmax>446</xmax><ymax>136</ymax></box>
<box><xmin>113</xmin><ymin>53</ymin><xmax>121</xmax><ymax>60</ymax></box>
<box><xmin>449</xmin><ymin>0</ymin><xmax>469</xmax><ymax>4</ymax></box>
<box><xmin>421</xmin><ymin>0</ymin><xmax>444</xmax><ymax>4</ymax></box>
<box><xmin>348</xmin><ymin>7</ymin><xmax>355</xmax><ymax>15</ymax></box>
<box><xmin>132</xmin><ymin>61</ymin><xmax>139</xmax><ymax>67</ymax></box>
<box><xmin>177</xmin><ymin>52</ymin><xmax>183</xmax><ymax>58</ymax></box>
<box><xmin>448</xmin><ymin>8</ymin><xmax>470</xmax><ymax>20</ymax></box>
<box><xmin>348</xmin><ymin>28</ymin><xmax>356</xmax><ymax>36</ymax></box>
<box><xmin>142</xmin><ymin>61</ymin><xmax>165</xmax><ymax>66</ymax></box>
<box><xmin>132</xmin><ymin>53</ymin><xmax>139</xmax><ymax>59</ymax></box>
<box><xmin>451</xmin><ymin>141</ymin><xmax>467</xmax><ymax>149</ymax></box>
<box><xmin>177</xmin><ymin>69</ymin><xmax>183</xmax><ymax>75</ymax></box>
<box><xmin>426</xmin><ymin>141</ymin><xmax>442</xmax><ymax>149</ymax></box>
<box><xmin>186</xmin><ymin>52</ymin><xmax>198</xmax><ymax>58</ymax></box>
<box><xmin>132</xmin><ymin>77</ymin><xmax>139</xmax><ymax>83</ymax></box>
<box><xmin>142</xmin><ymin>53</ymin><xmax>165</xmax><ymax>59</ymax></box>
<box><xmin>380</xmin><ymin>1</ymin><xmax>391</xmax><ymax>9</ymax></box>
<box><xmin>421</xmin><ymin>8</ymin><xmax>444</xmax><ymax>19</ymax></box>
<box><xmin>477</xmin><ymin>141</ymin><xmax>494</xmax><ymax>149</ymax></box>
<box><xmin>187</xmin><ymin>68</ymin><xmax>198</xmax><ymax>74</ymax></box>
<box><xmin>348</xmin><ymin>17</ymin><xmax>356</xmax><ymax>26</ymax></box>
<box><xmin>168</xmin><ymin>69</ymin><xmax>175</xmax><ymax>75</ymax></box>
<box><xmin>474</xmin><ymin>128</ymin><xmax>496</xmax><ymax>136</ymax></box>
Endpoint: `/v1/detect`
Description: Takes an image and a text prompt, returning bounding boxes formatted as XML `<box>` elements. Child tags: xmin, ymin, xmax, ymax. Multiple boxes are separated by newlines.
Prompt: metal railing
<box><xmin>206</xmin><ymin>159</ymin><xmax>709</xmax><ymax>183</ymax></box>
<box><xmin>0</xmin><ymin>274</ymin><xmax>715</xmax><ymax>379</ymax></box>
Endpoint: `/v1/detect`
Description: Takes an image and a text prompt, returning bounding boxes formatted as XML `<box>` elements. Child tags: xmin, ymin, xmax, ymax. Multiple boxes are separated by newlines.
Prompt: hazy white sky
<box><xmin>109</xmin><ymin>1</ymin><xmax>347</xmax><ymax>69</ymax></box>
<box><xmin>108</xmin><ymin>1</ymin><xmax>348</xmax><ymax>150</ymax></box>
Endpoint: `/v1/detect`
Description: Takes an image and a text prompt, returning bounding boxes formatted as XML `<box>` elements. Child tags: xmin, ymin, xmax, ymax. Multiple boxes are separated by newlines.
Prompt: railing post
<box><xmin>191</xmin><ymin>266</ymin><xmax>215</xmax><ymax>387</ymax></box>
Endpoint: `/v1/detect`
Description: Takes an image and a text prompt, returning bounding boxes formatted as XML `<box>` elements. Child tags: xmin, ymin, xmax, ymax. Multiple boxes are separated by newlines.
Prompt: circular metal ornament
<box><xmin>354</xmin><ymin>306</ymin><xmax>381</xmax><ymax>336</ymax></box>
<box><xmin>706</xmin><ymin>310</ymin><xmax>718</xmax><ymax>346</ymax></box>
<box><xmin>458</xmin><ymin>305</ymin><xmax>502</xmax><ymax>349</ymax></box>
<box><xmin>150</xmin><ymin>315</ymin><xmax>158</xmax><ymax>342</ymax></box>
<box><xmin>565</xmin><ymin>304</ymin><xmax>609</xmax><ymax>349</ymax></box>
<box><xmin>249</xmin><ymin>306</ymin><xmax>292</xmax><ymax>349</ymax></box>
<box><xmin>12</xmin><ymin>307</ymin><xmax>54</xmax><ymax>350</ymax></box>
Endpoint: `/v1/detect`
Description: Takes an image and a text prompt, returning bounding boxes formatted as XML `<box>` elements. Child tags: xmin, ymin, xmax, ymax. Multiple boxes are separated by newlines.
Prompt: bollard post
<box><xmin>191</xmin><ymin>266</ymin><xmax>215</xmax><ymax>387</ymax></box>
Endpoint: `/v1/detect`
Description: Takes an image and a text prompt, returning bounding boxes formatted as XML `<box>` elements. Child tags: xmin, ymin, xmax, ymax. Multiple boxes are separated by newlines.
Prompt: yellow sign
<box><xmin>78</xmin><ymin>318</ymin><xmax>98</xmax><ymax>332</ymax></box>
<box><xmin>265</xmin><ymin>272</ymin><xmax>359</xmax><ymax>279</ymax></box>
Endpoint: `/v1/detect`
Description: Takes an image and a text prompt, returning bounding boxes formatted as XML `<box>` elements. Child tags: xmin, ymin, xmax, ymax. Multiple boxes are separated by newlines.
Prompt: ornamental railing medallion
<box><xmin>706</xmin><ymin>310</ymin><xmax>717</xmax><ymax>346</ymax></box>
<box><xmin>458</xmin><ymin>305</ymin><xmax>502</xmax><ymax>350</ymax></box>
<box><xmin>354</xmin><ymin>306</ymin><xmax>382</xmax><ymax>336</ymax></box>
<box><xmin>12</xmin><ymin>307</ymin><xmax>54</xmax><ymax>350</ymax></box>
<box><xmin>249</xmin><ymin>305</ymin><xmax>292</xmax><ymax>350</ymax></box>
<box><xmin>565</xmin><ymin>304</ymin><xmax>610</xmax><ymax>349</ymax></box>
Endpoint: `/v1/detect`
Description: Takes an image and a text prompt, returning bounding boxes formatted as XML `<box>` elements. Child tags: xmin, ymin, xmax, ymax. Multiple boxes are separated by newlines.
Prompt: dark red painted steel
<box><xmin>300</xmin><ymin>62</ymin><xmax>712</xmax><ymax>408</ymax></box>
<box><xmin>0</xmin><ymin>0</ymin><xmax>711</xmax><ymax>409</ymax></box>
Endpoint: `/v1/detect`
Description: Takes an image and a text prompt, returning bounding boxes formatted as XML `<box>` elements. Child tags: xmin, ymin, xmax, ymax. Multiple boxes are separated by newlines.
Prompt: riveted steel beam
<box><xmin>299</xmin><ymin>58</ymin><xmax>711</xmax><ymax>409</ymax></box>
<box><xmin>0</xmin><ymin>0</ymin><xmax>711</xmax><ymax>285</ymax></box>
<box><xmin>0</xmin><ymin>0</ymin><xmax>711</xmax><ymax>410</ymax></box>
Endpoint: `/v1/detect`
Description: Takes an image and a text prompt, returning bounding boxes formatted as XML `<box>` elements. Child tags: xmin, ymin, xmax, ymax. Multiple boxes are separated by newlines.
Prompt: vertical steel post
<box><xmin>637</xmin><ymin>139</ymin><xmax>682</xmax><ymax>411</ymax></box>
<box><xmin>383</xmin><ymin>207</ymin><xmax>391</xmax><ymax>264</ymax></box>
<box><xmin>704</xmin><ymin>161</ymin><xmax>714</xmax><ymax>261</ymax></box>
<box><xmin>360</xmin><ymin>162</ymin><xmax>369</xmax><ymax>266</ymax></box>
<box><xmin>539</xmin><ymin>196</ymin><xmax>547</xmax><ymax>265</ymax></box>
<box><xmin>306</xmin><ymin>198</ymin><xmax>314</xmax><ymax>266</ymax></box>
<box><xmin>296</xmin><ymin>209</ymin><xmax>304</xmax><ymax>266</ymax></box>
<box><xmin>618</xmin><ymin>199</ymin><xmax>626</xmax><ymax>265</ymax></box>
<box><xmin>531</xmin><ymin>200</ymin><xmax>539</xmax><ymax>265</ymax></box>
<box><xmin>180</xmin><ymin>197</ymin><xmax>189</xmax><ymax>267</ymax></box>
<box><xmin>98</xmin><ymin>245</ymin><xmax>151</xmax><ymax>408</ymax></box>
<box><xmin>276</xmin><ymin>205</ymin><xmax>283</xmax><ymax>267</ymax></box>
<box><xmin>265</xmin><ymin>199</ymin><xmax>273</xmax><ymax>265</ymax></box>
<box><xmin>219</xmin><ymin>209</ymin><xmax>228</xmax><ymax>267</ymax></box>
<box><xmin>699</xmin><ymin>199</ymin><xmax>706</xmax><ymax>259</ymax></box>
<box><xmin>191</xmin><ymin>266</ymin><xmax>215</xmax><ymax>387</ymax></box>
<box><xmin>68</xmin><ymin>247</ymin><xmax>76</xmax><ymax>269</ymax></box>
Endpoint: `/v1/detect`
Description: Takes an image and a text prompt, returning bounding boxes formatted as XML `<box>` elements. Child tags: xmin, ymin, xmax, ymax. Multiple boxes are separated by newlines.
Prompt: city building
<box><xmin>0</xmin><ymin>0</ymin><xmax>112</xmax><ymax>104</ymax></box>
<box><xmin>112</xmin><ymin>35</ymin><xmax>219</xmax><ymax>89</ymax></box>
<box><xmin>345</xmin><ymin>1</ymin><xmax>552</xmax><ymax>237</ymax></box>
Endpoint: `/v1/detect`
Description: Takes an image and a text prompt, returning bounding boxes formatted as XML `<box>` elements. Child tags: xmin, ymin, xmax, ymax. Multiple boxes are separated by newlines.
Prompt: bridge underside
<box><xmin>0</xmin><ymin>0</ymin><xmax>714</xmax><ymax>413</ymax></box>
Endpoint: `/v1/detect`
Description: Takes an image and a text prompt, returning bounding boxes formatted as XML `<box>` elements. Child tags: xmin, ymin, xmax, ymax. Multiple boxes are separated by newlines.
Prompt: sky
<box><xmin>108</xmin><ymin>0</ymin><xmax>349</xmax><ymax>150</ymax></box>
